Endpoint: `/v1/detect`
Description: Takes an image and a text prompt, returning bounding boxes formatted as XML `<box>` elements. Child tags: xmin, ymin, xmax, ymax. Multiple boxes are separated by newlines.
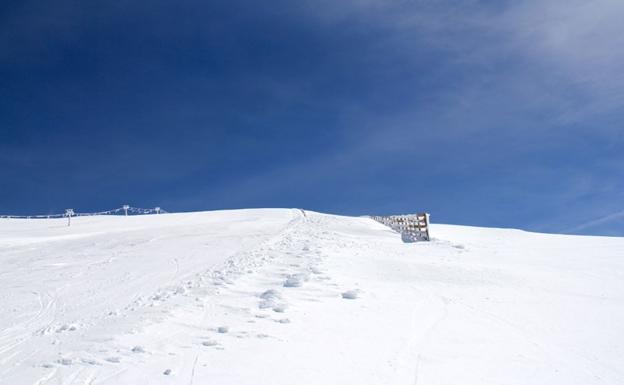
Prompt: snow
<box><xmin>1</xmin><ymin>208</ymin><xmax>623</xmax><ymax>384</ymax></box>
<box><xmin>341</xmin><ymin>289</ymin><xmax>359</xmax><ymax>299</ymax></box>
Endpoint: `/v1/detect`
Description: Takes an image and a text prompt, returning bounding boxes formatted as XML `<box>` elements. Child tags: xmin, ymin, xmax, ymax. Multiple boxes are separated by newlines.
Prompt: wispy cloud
<box><xmin>305</xmin><ymin>0</ymin><xmax>624</xmax><ymax>127</ymax></box>
<box><xmin>502</xmin><ymin>0</ymin><xmax>624</xmax><ymax>121</ymax></box>
<box><xmin>565</xmin><ymin>209</ymin><xmax>624</xmax><ymax>233</ymax></box>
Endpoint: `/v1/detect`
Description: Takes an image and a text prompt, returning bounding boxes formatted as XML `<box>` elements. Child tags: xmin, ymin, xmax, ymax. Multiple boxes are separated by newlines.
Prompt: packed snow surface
<box><xmin>1</xmin><ymin>209</ymin><xmax>623</xmax><ymax>385</ymax></box>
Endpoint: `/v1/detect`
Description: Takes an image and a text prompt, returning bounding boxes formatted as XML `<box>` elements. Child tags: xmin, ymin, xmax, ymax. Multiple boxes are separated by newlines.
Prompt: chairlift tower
<box><xmin>65</xmin><ymin>209</ymin><xmax>74</xmax><ymax>227</ymax></box>
<box><xmin>123</xmin><ymin>205</ymin><xmax>129</xmax><ymax>216</ymax></box>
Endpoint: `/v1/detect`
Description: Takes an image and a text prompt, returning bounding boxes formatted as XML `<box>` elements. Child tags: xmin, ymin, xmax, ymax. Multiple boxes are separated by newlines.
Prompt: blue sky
<box><xmin>1</xmin><ymin>0</ymin><xmax>623</xmax><ymax>235</ymax></box>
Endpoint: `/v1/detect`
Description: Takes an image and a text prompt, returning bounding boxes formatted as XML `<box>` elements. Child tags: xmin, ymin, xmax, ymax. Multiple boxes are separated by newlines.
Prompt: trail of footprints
<box><xmin>39</xmin><ymin>217</ymin><xmax>361</xmax><ymax>376</ymax></box>
<box><xmin>189</xmin><ymin>226</ymin><xmax>351</xmax><ymax>355</ymax></box>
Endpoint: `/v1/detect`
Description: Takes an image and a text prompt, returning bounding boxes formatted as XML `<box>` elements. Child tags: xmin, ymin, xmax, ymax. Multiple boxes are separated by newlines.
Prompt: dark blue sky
<box><xmin>1</xmin><ymin>0</ymin><xmax>623</xmax><ymax>235</ymax></box>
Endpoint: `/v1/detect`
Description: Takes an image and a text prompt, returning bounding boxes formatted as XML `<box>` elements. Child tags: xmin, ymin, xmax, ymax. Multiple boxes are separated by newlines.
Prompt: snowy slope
<box><xmin>1</xmin><ymin>209</ymin><xmax>623</xmax><ymax>385</ymax></box>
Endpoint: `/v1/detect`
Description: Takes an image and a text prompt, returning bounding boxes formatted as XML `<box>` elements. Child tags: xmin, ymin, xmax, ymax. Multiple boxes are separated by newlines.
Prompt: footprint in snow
<box><xmin>272</xmin><ymin>304</ymin><xmax>288</xmax><ymax>313</ymax></box>
<box><xmin>259</xmin><ymin>289</ymin><xmax>281</xmax><ymax>300</ymax></box>
<box><xmin>283</xmin><ymin>274</ymin><xmax>307</xmax><ymax>288</ymax></box>
<box><xmin>259</xmin><ymin>289</ymin><xmax>284</xmax><ymax>309</ymax></box>
<box><xmin>202</xmin><ymin>340</ymin><xmax>218</xmax><ymax>347</ymax></box>
<box><xmin>80</xmin><ymin>358</ymin><xmax>100</xmax><ymax>365</ymax></box>
<box><xmin>217</xmin><ymin>326</ymin><xmax>229</xmax><ymax>333</ymax></box>
<box><xmin>56</xmin><ymin>323</ymin><xmax>78</xmax><ymax>333</ymax></box>
<box><xmin>57</xmin><ymin>358</ymin><xmax>73</xmax><ymax>366</ymax></box>
<box><xmin>341</xmin><ymin>290</ymin><xmax>360</xmax><ymax>300</ymax></box>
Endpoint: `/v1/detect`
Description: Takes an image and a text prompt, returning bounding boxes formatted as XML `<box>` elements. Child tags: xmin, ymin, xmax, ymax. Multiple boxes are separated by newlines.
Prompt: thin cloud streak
<box><xmin>313</xmin><ymin>0</ymin><xmax>624</xmax><ymax>127</ymax></box>
<box><xmin>565</xmin><ymin>209</ymin><xmax>624</xmax><ymax>233</ymax></box>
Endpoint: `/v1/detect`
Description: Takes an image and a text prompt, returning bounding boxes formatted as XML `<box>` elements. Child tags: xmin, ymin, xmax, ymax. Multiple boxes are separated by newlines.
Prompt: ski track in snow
<box><xmin>1</xmin><ymin>209</ymin><xmax>623</xmax><ymax>385</ymax></box>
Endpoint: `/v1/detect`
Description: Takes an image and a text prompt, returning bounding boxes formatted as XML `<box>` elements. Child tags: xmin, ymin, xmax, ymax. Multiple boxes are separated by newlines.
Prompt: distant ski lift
<box><xmin>65</xmin><ymin>209</ymin><xmax>75</xmax><ymax>226</ymax></box>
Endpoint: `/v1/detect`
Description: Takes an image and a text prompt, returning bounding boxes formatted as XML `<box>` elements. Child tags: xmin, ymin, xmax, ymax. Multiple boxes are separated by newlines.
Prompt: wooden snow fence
<box><xmin>370</xmin><ymin>213</ymin><xmax>431</xmax><ymax>242</ymax></box>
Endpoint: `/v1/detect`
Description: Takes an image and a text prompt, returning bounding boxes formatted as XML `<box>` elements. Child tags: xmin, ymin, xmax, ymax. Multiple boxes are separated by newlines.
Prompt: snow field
<box><xmin>0</xmin><ymin>209</ymin><xmax>623</xmax><ymax>384</ymax></box>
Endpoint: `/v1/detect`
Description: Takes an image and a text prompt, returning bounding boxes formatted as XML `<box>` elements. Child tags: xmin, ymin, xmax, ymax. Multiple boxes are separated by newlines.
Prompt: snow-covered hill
<box><xmin>1</xmin><ymin>209</ymin><xmax>623</xmax><ymax>385</ymax></box>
